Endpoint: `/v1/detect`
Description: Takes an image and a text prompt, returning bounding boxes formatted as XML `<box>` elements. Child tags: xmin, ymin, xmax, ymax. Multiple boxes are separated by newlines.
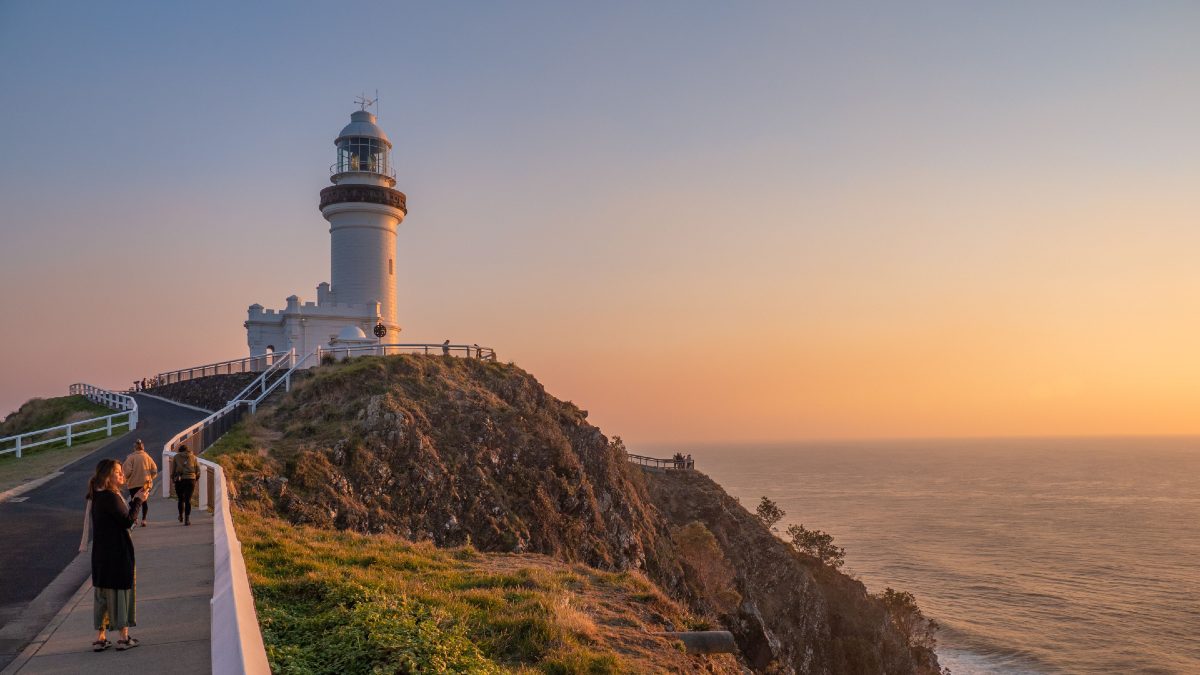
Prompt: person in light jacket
<box><xmin>122</xmin><ymin>440</ymin><xmax>158</xmax><ymax>527</ymax></box>
<box><xmin>171</xmin><ymin>444</ymin><xmax>200</xmax><ymax>526</ymax></box>
<box><xmin>88</xmin><ymin>459</ymin><xmax>142</xmax><ymax>651</ymax></box>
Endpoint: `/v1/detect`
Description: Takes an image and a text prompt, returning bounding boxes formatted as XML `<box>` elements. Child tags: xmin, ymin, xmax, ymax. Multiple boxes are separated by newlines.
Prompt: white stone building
<box><xmin>245</xmin><ymin>107</ymin><xmax>408</xmax><ymax>359</ymax></box>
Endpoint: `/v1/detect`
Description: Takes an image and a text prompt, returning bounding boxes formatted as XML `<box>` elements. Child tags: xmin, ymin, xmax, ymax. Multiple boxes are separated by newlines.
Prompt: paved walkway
<box><xmin>0</xmin><ymin>395</ymin><xmax>205</xmax><ymax>668</ymax></box>
<box><xmin>3</xmin><ymin>505</ymin><xmax>213</xmax><ymax>673</ymax></box>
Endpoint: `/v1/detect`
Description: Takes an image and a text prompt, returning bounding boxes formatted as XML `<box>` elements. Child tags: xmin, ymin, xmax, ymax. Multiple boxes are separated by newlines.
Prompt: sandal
<box><xmin>116</xmin><ymin>637</ymin><xmax>139</xmax><ymax>650</ymax></box>
<box><xmin>92</xmin><ymin>639</ymin><xmax>111</xmax><ymax>652</ymax></box>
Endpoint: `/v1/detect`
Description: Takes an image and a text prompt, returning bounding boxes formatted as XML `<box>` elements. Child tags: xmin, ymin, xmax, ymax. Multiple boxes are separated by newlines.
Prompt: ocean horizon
<box><xmin>647</xmin><ymin>436</ymin><xmax>1200</xmax><ymax>674</ymax></box>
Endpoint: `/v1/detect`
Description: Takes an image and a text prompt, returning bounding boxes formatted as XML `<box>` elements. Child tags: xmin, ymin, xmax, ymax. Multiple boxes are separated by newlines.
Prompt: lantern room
<box><xmin>331</xmin><ymin>110</ymin><xmax>395</xmax><ymax>186</ymax></box>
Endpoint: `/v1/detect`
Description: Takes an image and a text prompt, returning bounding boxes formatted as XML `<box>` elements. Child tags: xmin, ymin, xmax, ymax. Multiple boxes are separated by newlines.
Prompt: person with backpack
<box><xmin>121</xmin><ymin>440</ymin><xmax>158</xmax><ymax>527</ymax></box>
<box><xmin>171</xmin><ymin>444</ymin><xmax>200</xmax><ymax>526</ymax></box>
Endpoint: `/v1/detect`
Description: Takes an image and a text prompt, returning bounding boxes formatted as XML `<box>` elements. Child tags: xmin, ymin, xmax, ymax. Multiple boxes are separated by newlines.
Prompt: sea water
<box><xmin>656</xmin><ymin>437</ymin><xmax>1200</xmax><ymax>674</ymax></box>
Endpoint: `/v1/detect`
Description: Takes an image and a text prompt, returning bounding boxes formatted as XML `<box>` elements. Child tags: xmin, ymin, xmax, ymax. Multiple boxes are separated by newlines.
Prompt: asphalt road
<box><xmin>0</xmin><ymin>395</ymin><xmax>205</xmax><ymax>666</ymax></box>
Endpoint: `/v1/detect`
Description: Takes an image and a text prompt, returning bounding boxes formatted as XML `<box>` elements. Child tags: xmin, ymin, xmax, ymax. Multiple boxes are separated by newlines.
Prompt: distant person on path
<box><xmin>171</xmin><ymin>444</ymin><xmax>200</xmax><ymax>526</ymax></box>
<box><xmin>87</xmin><ymin>459</ymin><xmax>142</xmax><ymax>651</ymax></box>
<box><xmin>442</xmin><ymin>339</ymin><xmax>451</xmax><ymax>356</ymax></box>
<box><xmin>122</xmin><ymin>440</ymin><xmax>158</xmax><ymax>528</ymax></box>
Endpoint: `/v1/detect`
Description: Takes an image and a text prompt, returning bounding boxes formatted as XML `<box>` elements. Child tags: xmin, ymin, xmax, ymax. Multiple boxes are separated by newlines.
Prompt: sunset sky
<box><xmin>2</xmin><ymin>2</ymin><xmax>1199</xmax><ymax>444</ymax></box>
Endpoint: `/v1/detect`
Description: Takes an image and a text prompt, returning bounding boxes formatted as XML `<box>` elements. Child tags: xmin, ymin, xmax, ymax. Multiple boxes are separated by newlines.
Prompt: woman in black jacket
<box><xmin>88</xmin><ymin>458</ymin><xmax>142</xmax><ymax>651</ymax></box>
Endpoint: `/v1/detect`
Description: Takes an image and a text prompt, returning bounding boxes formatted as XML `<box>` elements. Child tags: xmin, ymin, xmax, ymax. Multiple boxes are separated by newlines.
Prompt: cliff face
<box><xmin>644</xmin><ymin>470</ymin><xmax>922</xmax><ymax>674</ymax></box>
<box><xmin>218</xmin><ymin>355</ymin><xmax>936</xmax><ymax>674</ymax></box>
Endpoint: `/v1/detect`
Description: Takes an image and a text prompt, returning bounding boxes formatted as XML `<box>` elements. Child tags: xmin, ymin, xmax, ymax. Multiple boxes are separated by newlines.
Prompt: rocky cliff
<box><xmin>216</xmin><ymin>354</ymin><xmax>940</xmax><ymax>674</ymax></box>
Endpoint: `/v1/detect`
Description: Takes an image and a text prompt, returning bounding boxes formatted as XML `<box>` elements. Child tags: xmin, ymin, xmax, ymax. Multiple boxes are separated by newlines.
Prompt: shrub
<box><xmin>785</xmin><ymin>524</ymin><xmax>845</xmax><ymax>568</ymax></box>
<box><xmin>879</xmin><ymin>588</ymin><xmax>938</xmax><ymax>652</ymax></box>
<box><xmin>671</xmin><ymin>521</ymin><xmax>741</xmax><ymax>614</ymax></box>
<box><xmin>756</xmin><ymin>496</ymin><xmax>785</xmax><ymax>531</ymax></box>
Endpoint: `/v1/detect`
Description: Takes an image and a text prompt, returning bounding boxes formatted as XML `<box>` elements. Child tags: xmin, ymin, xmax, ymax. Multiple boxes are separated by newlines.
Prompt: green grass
<box><xmin>2</xmin><ymin>395</ymin><xmax>131</xmax><ymax>463</ymax></box>
<box><xmin>1</xmin><ymin>395</ymin><xmax>115</xmax><ymax>437</ymax></box>
<box><xmin>205</xmin><ymin>423</ymin><xmax>258</xmax><ymax>458</ymax></box>
<box><xmin>234</xmin><ymin>511</ymin><xmax>660</xmax><ymax>674</ymax></box>
<box><xmin>0</xmin><ymin>395</ymin><xmax>134</xmax><ymax>494</ymax></box>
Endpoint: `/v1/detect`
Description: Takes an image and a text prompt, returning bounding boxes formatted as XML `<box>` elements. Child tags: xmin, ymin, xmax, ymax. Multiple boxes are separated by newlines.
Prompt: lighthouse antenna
<box><xmin>354</xmin><ymin>92</ymin><xmax>377</xmax><ymax>111</ymax></box>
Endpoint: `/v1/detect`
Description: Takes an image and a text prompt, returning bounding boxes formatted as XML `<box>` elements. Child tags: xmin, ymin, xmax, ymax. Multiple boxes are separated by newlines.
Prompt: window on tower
<box><xmin>389</xmin><ymin>258</ymin><xmax>394</xmax><ymax>275</ymax></box>
<box><xmin>336</xmin><ymin>138</ymin><xmax>390</xmax><ymax>175</ymax></box>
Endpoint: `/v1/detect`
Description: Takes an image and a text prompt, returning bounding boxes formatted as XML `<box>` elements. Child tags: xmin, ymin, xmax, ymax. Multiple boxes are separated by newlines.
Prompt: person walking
<box><xmin>442</xmin><ymin>339</ymin><xmax>451</xmax><ymax>356</ymax></box>
<box><xmin>171</xmin><ymin>444</ymin><xmax>200</xmax><ymax>526</ymax></box>
<box><xmin>87</xmin><ymin>459</ymin><xmax>142</xmax><ymax>651</ymax></box>
<box><xmin>122</xmin><ymin>440</ymin><xmax>158</xmax><ymax>527</ymax></box>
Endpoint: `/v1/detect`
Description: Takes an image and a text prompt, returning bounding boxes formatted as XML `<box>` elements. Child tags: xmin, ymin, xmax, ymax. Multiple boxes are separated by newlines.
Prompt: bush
<box><xmin>879</xmin><ymin>588</ymin><xmax>938</xmax><ymax>653</ymax></box>
<box><xmin>785</xmin><ymin>524</ymin><xmax>845</xmax><ymax>568</ymax></box>
<box><xmin>756</xmin><ymin>496</ymin><xmax>785</xmax><ymax>531</ymax></box>
<box><xmin>671</xmin><ymin>521</ymin><xmax>741</xmax><ymax>614</ymax></box>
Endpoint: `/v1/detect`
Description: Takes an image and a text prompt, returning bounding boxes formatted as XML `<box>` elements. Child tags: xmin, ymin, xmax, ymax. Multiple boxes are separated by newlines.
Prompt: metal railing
<box><xmin>231</xmin><ymin>349</ymin><xmax>297</xmax><ymax>412</ymax></box>
<box><xmin>152</xmin><ymin>354</ymin><xmax>281</xmax><ymax>387</ymax></box>
<box><xmin>160</xmin><ymin>398</ymin><xmax>268</xmax><ymax>673</ymax></box>
<box><xmin>317</xmin><ymin>342</ymin><xmax>497</xmax><ymax>362</ymax></box>
<box><xmin>0</xmin><ymin>384</ymin><xmax>138</xmax><ymax>458</ymax></box>
<box><xmin>330</xmin><ymin>161</ymin><xmax>396</xmax><ymax>179</ymax></box>
<box><xmin>628</xmin><ymin>453</ymin><xmax>694</xmax><ymax>471</ymax></box>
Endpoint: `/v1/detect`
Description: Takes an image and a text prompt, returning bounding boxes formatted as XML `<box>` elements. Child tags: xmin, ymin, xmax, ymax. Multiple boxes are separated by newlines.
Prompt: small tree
<box><xmin>880</xmin><ymin>588</ymin><xmax>939</xmax><ymax>653</ymax></box>
<box><xmin>785</xmin><ymin>523</ymin><xmax>845</xmax><ymax>568</ymax></box>
<box><xmin>756</xmin><ymin>496</ymin><xmax>785</xmax><ymax>531</ymax></box>
<box><xmin>609</xmin><ymin>435</ymin><xmax>627</xmax><ymax>456</ymax></box>
<box><xmin>672</xmin><ymin>521</ymin><xmax>741</xmax><ymax>614</ymax></box>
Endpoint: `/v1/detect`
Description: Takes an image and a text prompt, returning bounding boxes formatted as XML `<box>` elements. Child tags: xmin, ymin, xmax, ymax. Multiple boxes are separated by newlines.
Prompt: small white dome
<box><xmin>337</xmin><ymin>325</ymin><xmax>368</xmax><ymax>340</ymax></box>
<box><xmin>336</xmin><ymin>110</ymin><xmax>391</xmax><ymax>147</ymax></box>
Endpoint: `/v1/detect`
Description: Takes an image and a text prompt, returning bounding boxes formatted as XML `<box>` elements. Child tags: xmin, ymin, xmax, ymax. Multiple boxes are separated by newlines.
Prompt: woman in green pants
<box><xmin>87</xmin><ymin>459</ymin><xmax>142</xmax><ymax>651</ymax></box>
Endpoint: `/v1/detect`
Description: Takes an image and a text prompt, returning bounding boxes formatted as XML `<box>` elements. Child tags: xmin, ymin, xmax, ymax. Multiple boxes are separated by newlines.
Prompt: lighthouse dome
<box><xmin>337</xmin><ymin>325</ymin><xmax>369</xmax><ymax>340</ymax></box>
<box><xmin>336</xmin><ymin>110</ymin><xmax>391</xmax><ymax>147</ymax></box>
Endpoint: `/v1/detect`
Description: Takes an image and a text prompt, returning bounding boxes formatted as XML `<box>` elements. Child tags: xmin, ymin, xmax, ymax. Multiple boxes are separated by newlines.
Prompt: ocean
<box><xmin>657</xmin><ymin>437</ymin><xmax>1200</xmax><ymax>674</ymax></box>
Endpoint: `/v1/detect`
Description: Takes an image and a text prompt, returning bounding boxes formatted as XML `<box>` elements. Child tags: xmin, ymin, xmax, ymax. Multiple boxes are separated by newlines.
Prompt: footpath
<box><xmin>2</xmin><ymin>498</ymin><xmax>213</xmax><ymax>674</ymax></box>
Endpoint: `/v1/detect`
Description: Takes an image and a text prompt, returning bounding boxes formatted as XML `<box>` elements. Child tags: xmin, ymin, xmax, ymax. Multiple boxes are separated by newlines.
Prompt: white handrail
<box><xmin>317</xmin><ymin>342</ymin><xmax>497</xmax><ymax>361</ymax></box>
<box><xmin>0</xmin><ymin>384</ymin><xmax>138</xmax><ymax>458</ymax></box>
<box><xmin>230</xmin><ymin>348</ymin><xmax>296</xmax><ymax>407</ymax></box>
<box><xmin>151</xmin><ymin>353</ymin><xmax>281</xmax><ymax>387</ymax></box>
<box><xmin>209</xmin><ymin>459</ymin><xmax>271</xmax><ymax>674</ymax></box>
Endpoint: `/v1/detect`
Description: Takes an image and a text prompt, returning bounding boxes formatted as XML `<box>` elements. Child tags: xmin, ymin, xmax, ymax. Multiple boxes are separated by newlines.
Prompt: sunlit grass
<box><xmin>234</xmin><ymin>510</ymin><xmax>663</xmax><ymax>674</ymax></box>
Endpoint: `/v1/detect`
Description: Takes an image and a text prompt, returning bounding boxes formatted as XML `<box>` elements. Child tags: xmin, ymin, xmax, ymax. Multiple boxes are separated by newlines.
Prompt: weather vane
<box><xmin>355</xmin><ymin>92</ymin><xmax>377</xmax><ymax>111</ymax></box>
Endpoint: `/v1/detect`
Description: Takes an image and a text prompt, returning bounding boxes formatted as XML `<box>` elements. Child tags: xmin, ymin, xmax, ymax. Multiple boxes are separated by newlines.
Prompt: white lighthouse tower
<box><xmin>245</xmin><ymin>102</ymin><xmax>408</xmax><ymax>358</ymax></box>
<box><xmin>322</xmin><ymin>107</ymin><xmax>406</xmax><ymax>333</ymax></box>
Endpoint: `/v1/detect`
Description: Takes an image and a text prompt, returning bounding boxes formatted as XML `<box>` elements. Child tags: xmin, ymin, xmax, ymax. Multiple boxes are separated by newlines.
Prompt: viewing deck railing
<box><xmin>151</xmin><ymin>353</ymin><xmax>281</xmax><ymax>387</ymax></box>
<box><xmin>628</xmin><ymin>453</ymin><xmax>695</xmax><ymax>471</ymax></box>
<box><xmin>0</xmin><ymin>384</ymin><xmax>137</xmax><ymax>458</ymax></box>
<box><xmin>317</xmin><ymin>342</ymin><xmax>497</xmax><ymax>361</ymax></box>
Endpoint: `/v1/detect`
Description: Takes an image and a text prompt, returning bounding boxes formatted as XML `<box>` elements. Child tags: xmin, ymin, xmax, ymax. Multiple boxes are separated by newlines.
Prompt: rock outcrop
<box><xmin>646</xmin><ymin>469</ymin><xmax>925</xmax><ymax>673</ymax></box>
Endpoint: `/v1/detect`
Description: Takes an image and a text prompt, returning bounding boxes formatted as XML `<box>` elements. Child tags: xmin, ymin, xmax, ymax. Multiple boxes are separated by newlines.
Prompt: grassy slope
<box><xmin>1</xmin><ymin>396</ymin><xmax>127</xmax><ymax>492</ymax></box>
<box><xmin>235</xmin><ymin>508</ymin><xmax>739</xmax><ymax>674</ymax></box>
<box><xmin>1</xmin><ymin>395</ymin><xmax>115</xmax><ymax>437</ymax></box>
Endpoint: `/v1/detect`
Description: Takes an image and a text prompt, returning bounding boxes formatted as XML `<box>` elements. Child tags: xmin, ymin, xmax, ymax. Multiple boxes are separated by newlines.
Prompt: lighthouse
<box><xmin>245</xmin><ymin>102</ymin><xmax>408</xmax><ymax>359</ymax></box>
